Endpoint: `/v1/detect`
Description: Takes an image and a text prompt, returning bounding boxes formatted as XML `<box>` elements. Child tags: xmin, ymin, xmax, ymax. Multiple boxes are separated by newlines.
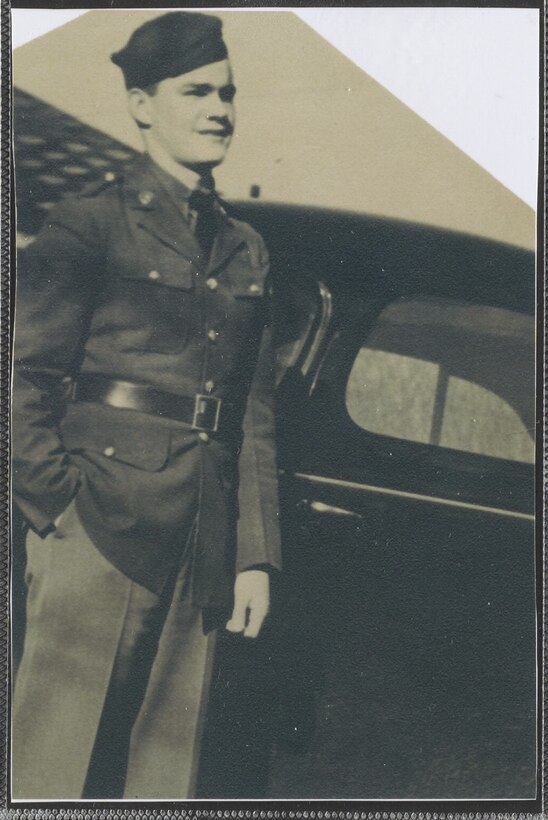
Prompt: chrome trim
<box><xmin>300</xmin><ymin>282</ymin><xmax>333</xmax><ymax>377</ymax></box>
<box><xmin>292</xmin><ymin>472</ymin><xmax>535</xmax><ymax>522</ymax></box>
<box><xmin>304</xmin><ymin>499</ymin><xmax>363</xmax><ymax>519</ymax></box>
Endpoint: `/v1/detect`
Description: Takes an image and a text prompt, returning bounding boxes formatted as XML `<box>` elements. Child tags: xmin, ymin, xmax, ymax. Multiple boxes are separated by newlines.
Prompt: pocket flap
<box><xmin>222</xmin><ymin>243</ymin><xmax>268</xmax><ymax>297</ymax></box>
<box><xmin>118</xmin><ymin>249</ymin><xmax>196</xmax><ymax>292</ymax></box>
<box><xmin>61</xmin><ymin>402</ymin><xmax>171</xmax><ymax>471</ymax></box>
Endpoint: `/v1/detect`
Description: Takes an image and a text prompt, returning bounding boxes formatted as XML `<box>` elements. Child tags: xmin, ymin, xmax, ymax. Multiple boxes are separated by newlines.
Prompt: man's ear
<box><xmin>127</xmin><ymin>88</ymin><xmax>154</xmax><ymax>129</ymax></box>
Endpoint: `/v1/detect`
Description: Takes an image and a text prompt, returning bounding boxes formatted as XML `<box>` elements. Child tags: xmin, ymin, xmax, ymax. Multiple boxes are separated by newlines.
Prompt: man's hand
<box><xmin>225</xmin><ymin>569</ymin><xmax>270</xmax><ymax>638</ymax></box>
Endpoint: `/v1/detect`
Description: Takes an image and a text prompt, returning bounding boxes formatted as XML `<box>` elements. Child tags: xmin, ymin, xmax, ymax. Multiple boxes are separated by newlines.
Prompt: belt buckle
<box><xmin>192</xmin><ymin>394</ymin><xmax>221</xmax><ymax>433</ymax></box>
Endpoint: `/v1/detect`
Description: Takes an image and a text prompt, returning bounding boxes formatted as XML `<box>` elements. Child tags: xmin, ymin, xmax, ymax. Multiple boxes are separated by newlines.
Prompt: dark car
<box><xmin>197</xmin><ymin>203</ymin><xmax>537</xmax><ymax>801</ymax></box>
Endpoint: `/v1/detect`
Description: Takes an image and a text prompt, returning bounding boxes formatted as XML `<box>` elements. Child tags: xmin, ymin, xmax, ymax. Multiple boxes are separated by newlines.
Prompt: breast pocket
<box><xmin>226</xmin><ymin>274</ymin><xmax>268</xmax><ymax>344</ymax></box>
<box><xmin>108</xmin><ymin>247</ymin><xmax>199</xmax><ymax>354</ymax></box>
<box><xmin>226</xmin><ymin>253</ymin><xmax>267</xmax><ymax>301</ymax></box>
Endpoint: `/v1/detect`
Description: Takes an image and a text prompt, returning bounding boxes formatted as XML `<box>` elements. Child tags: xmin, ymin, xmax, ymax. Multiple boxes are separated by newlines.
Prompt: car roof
<box><xmin>231</xmin><ymin>201</ymin><xmax>534</xmax><ymax>316</ymax></box>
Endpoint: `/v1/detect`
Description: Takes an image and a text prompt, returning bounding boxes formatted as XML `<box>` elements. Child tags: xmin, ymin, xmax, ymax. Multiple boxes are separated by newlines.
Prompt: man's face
<box><xmin>132</xmin><ymin>59</ymin><xmax>236</xmax><ymax>168</ymax></box>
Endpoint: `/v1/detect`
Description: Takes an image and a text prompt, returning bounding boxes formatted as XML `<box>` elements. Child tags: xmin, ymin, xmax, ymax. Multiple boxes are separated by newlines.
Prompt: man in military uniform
<box><xmin>12</xmin><ymin>12</ymin><xmax>281</xmax><ymax>800</ymax></box>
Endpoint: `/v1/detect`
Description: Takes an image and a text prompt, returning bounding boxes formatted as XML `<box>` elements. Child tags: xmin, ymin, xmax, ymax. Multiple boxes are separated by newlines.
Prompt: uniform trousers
<box><xmin>12</xmin><ymin>499</ymin><xmax>216</xmax><ymax>800</ymax></box>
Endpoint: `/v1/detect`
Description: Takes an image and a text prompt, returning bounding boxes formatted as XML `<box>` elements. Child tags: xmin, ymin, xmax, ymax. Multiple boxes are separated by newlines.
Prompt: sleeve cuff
<box><xmin>238</xmin><ymin>562</ymin><xmax>280</xmax><ymax>576</ymax></box>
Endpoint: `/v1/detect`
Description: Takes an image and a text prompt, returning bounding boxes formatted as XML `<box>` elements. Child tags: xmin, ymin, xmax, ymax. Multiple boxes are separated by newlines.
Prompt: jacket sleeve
<box><xmin>12</xmin><ymin>197</ymin><xmax>103</xmax><ymax>534</ymax></box>
<box><xmin>235</xmin><ymin>238</ymin><xmax>282</xmax><ymax>574</ymax></box>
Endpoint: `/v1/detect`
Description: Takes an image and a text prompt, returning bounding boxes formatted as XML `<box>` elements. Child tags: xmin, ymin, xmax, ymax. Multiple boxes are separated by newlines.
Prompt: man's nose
<box><xmin>206</xmin><ymin>93</ymin><xmax>232</xmax><ymax>119</ymax></box>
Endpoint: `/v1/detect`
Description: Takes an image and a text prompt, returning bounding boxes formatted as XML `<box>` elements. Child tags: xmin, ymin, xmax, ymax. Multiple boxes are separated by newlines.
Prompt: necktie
<box><xmin>189</xmin><ymin>185</ymin><xmax>217</xmax><ymax>259</ymax></box>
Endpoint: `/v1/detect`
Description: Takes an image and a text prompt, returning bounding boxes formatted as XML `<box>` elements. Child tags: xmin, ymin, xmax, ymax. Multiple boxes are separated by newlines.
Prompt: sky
<box><xmin>11</xmin><ymin>7</ymin><xmax>540</xmax><ymax>209</ymax></box>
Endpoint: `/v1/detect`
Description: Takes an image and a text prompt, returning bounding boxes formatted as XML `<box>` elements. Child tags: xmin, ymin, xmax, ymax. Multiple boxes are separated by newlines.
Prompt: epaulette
<box><xmin>79</xmin><ymin>170</ymin><xmax>121</xmax><ymax>198</ymax></box>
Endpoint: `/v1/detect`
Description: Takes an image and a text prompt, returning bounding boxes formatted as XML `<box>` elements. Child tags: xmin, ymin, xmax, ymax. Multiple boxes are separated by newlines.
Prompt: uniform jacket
<box><xmin>12</xmin><ymin>155</ymin><xmax>282</xmax><ymax>612</ymax></box>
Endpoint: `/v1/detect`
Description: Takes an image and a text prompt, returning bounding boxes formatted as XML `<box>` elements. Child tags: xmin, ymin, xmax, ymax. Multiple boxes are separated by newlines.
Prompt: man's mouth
<box><xmin>199</xmin><ymin>127</ymin><xmax>233</xmax><ymax>138</ymax></box>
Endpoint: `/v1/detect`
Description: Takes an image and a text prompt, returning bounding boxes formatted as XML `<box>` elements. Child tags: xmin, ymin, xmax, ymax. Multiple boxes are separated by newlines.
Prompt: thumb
<box><xmin>226</xmin><ymin>594</ymin><xmax>248</xmax><ymax>633</ymax></box>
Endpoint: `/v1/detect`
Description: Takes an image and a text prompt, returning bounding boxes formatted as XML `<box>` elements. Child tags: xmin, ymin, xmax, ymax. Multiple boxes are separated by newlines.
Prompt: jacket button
<box><xmin>104</xmin><ymin>171</ymin><xmax>115</xmax><ymax>182</ymax></box>
<box><xmin>249</xmin><ymin>283</ymin><xmax>262</xmax><ymax>294</ymax></box>
<box><xmin>207</xmin><ymin>329</ymin><xmax>218</xmax><ymax>342</ymax></box>
<box><xmin>206</xmin><ymin>278</ymin><xmax>218</xmax><ymax>291</ymax></box>
<box><xmin>148</xmin><ymin>270</ymin><xmax>161</xmax><ymax>281</ymax></box>
<box><xmin>198</xmin><ymin>432</ymin><xmax>210</xmax><ymax>443</ymax></box>
<box><xmin>103</xmin><ymin>446</ymin><xmax>116</xmax><ymax>457</ymax></box>
<box><xmin>204</xmin><ymin>380</ymin><xmax>215</xmax><ymax>393</ymax></box>
<box><xmin>139</xmin><ymin>190</ymin><xmax>154</xmax><ymax>206</ymax></box>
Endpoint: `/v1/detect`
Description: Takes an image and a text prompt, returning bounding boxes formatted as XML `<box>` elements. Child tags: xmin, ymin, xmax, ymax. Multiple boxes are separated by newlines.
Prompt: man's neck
<box><xmin>144</xmin><ymin>137</ymin><xmax>205</xmax><ymax>192</ymax></box>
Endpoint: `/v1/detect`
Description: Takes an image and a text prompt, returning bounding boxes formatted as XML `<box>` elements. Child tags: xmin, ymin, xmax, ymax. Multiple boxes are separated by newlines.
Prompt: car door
<box><xmin>271</xmin><ymin>240</ymin><xmax>537</xmax><ymax>799</ymax></box>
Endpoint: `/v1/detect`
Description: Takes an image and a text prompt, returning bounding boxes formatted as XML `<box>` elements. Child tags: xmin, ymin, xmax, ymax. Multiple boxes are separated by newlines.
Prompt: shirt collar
<box><xmin>147</xmin><ymin>158</ymin><xmax>194</xmax><ymax>209</ymax></box>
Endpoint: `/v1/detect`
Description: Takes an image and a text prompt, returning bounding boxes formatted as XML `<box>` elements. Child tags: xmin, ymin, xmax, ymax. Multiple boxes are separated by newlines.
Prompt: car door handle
<box><xmin>297</xmin><ymin>499</ymin><xmax>363</xmax><ymax>520</ymax></box>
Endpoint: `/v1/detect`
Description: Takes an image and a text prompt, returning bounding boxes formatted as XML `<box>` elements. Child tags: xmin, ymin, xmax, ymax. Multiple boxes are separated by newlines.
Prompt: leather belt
<box><xmin>71</xmin><ymin>374</ymin><xmax>234</xmax><ymax>433</ymax></box>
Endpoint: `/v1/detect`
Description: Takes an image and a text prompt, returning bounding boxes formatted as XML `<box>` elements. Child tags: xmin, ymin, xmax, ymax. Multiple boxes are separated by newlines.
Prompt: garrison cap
<box><xmin>111</xmin><ymin>12</ymin><xmax>228</xmax><ymax>89</ymax></box>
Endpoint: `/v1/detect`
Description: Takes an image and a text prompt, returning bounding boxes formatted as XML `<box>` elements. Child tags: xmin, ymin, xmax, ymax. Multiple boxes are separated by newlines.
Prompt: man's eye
<box><xmin>183</xmin><ymin>88</ymin><xmax>210</xmax><ymax>97</ymax></box>
<box><xmin>181</xmin><ymin>85</ymin><xmax>236</xmax><ymax>101</ymax></box>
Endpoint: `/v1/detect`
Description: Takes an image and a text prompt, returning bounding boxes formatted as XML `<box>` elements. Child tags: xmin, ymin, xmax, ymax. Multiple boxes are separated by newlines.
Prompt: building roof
<box><xmin>15</xmin><ymin>87</ymin><xmax>138</xmax><ymax>239</ymax></box>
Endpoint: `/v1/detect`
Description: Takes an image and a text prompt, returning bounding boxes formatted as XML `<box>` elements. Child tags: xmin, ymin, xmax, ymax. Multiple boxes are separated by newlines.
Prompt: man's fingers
<box><xmin>243</xmin><ymin>603</ymin><xmax>268</xmax><ymax>638</ymax></box>
<box><xmin>225</xmin><ymin>598</ymin><xmax>247</xmax><ymax>633</ymax></box>
<box><xmin>225</xmin><ymin>570</ymin><xmax>271</xmax><ymax>637</ymax></box>
<box><xmin>226</xmin><ymin>600</ymin><xmax>269</xmax><ymax>637</ymax></box>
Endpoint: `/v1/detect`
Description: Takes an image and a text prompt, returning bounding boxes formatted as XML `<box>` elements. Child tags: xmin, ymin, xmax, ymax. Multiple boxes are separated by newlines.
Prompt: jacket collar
<box><xmin>123</xmin><ymin>154</ymin><xmax>246</xmax><ymax>274</ymax></box>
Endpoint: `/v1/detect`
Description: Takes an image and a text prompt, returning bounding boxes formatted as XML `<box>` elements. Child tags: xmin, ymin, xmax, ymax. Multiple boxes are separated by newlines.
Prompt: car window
<box><xmin>346</xmin><ymin>296</ymin><xmax>534</xmax><ymax>463</ymax></box>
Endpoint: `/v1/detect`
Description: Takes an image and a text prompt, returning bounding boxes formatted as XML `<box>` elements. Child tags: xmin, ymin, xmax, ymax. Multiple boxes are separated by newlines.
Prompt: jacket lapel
<box><xmin>123</xmin><ymin>157</ymin><xmax>204</xmax><ymax>266</ymax></box>
<box><xmin>122</xmin><ymin>156</ymin><xmax>248</xmax><ymax>274</ymax></box>
<box><xmin>207</xmin><ymin>206</ymin><xmax>247</xmax><ymax>276</ymax></box>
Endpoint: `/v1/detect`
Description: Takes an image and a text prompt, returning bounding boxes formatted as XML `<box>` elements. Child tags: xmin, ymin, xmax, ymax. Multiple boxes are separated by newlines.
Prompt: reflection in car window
<box><xmin>440</xmin><ymin>377</ymin><xmax>533</xmax><ymax>462</ymax></box>
<box><xmin>347</xmin><ymin>349</ymin><xmax>438</xmax><ymax>444</ymax></box>
<box><xmin>346</xmin><ymin>297</ymin><xmax>534</xmax><ymax>463</ymax></box>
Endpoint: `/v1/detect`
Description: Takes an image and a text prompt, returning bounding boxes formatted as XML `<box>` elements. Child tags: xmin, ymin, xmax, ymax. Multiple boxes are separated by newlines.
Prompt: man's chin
<box><xmin>192</xmin><ymin>138</ymin><xmax>231</xmax><ymax>167</ymax></box>
<box><xmin>184</xmin><ymin>155</ymin><xmax>226</xmax><ymax>170</ymax></box>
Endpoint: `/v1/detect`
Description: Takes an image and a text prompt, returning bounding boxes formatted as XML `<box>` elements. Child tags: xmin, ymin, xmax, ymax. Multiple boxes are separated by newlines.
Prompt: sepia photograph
<box><xmin>6</xmin><ymin>2</ymin><xmax>542</xmax><ymax>810</ymax></box>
